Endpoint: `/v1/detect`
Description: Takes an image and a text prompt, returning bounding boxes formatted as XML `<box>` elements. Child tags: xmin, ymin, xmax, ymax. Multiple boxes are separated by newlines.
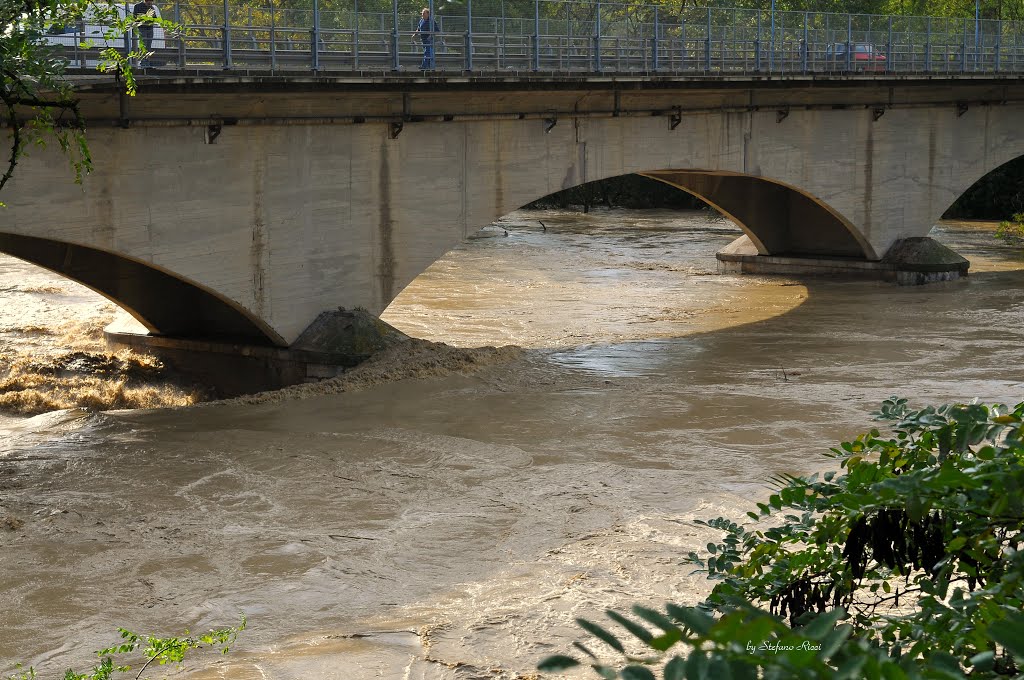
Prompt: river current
<box><xmin>0</xmin><ymin>209</ymin><xmax>1022</xmax><ymax>679</ymax></box>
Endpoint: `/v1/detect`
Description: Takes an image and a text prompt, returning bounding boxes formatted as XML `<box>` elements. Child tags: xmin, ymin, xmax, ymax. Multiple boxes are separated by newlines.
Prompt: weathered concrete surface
<box><xmin>2</xmin><ymin>75</ymin><xmax>1022</xmax><ymax>346</ymax></box>
<box><xmin>716</xmin><ymin>234</ymin><xmax>970</xmax><ymax>283</ymax></box>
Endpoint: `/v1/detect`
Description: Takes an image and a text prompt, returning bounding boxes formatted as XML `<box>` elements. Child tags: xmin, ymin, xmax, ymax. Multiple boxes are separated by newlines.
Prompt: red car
<box><xmin>827</xmin><ymin>43</ymin><xmax>887</xmax><ymax>71</ymax></box>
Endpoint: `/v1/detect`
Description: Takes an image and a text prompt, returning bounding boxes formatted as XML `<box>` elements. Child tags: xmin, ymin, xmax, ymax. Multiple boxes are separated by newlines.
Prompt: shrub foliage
<box><xmin>539</xmin><ymin>398</ymin><xmax>1024</xmax><ymax>679</ymax></box>
<box><xmin>4</xmin><ymin>616</ymin><xmax>245</xmax><ymax>680</ymax></box>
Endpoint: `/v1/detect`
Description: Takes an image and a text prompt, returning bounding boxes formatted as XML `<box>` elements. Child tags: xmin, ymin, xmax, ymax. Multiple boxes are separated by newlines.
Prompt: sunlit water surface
<box><xmin>0</xmin><ymin>210</ymin><xmax>1022</xmax><ymax>679</ymax></box>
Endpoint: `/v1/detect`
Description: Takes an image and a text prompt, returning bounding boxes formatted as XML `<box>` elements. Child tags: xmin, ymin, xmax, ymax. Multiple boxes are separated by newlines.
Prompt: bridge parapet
<box><xmin>49</xmin><ymin>1</ymin><xmax>1024</xmax><ymax>76</ymax></box>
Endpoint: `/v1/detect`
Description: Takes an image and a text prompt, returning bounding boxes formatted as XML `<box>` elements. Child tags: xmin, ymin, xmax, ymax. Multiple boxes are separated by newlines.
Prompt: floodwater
<box><xmin>0</xmin><ymin>210</ymin><xmax>1022</xmax><ymax>679</ymax></box>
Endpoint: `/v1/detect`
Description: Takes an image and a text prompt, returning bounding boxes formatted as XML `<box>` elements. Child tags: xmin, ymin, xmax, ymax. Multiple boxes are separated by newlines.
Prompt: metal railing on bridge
<box><xmin>47</xmin><ymin>0</ymin><xmax>1024</xmax><ymax>75</ymax></box>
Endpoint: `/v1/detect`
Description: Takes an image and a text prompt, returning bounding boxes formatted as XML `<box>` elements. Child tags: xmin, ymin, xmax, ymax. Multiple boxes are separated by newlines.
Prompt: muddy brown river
<box><xmin>1</xmin><ymin>210</ymin><xmax>1022</xmax><ymax>679</ymax></box>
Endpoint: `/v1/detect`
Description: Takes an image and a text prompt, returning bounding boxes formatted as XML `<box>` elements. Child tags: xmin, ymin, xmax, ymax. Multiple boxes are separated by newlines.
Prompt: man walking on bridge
<box><xmin>415</xmin><ymin>7</ymin><xmax>439</xmax><ymax>70</ymax></box>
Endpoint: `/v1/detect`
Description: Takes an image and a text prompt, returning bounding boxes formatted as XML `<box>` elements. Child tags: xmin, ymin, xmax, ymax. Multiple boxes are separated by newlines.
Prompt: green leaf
<box><xmin>573</xmin><ymin>641</ymin><xmax>598</xmax><ymax>659</ymax></box>
<box><xmin>818</xmin><ymin>624</ymin><xmax>853</xmax><ymax>661</ymax></box>
<box><xmin>649</xmin><ymin>628</ymin><xmax>683</xmax><ymax>652</ymax></box>
<box><xmin>685</xmin><ymin>648</ymin><xmax>709</xmax><ymax>680</ymax></box>
<box><xmin>621</xmin><ymin>666</ymin><xmax>656</xmax><ymax>680</ymax></box>
<box><xmin>800</xmin><ymin>607</ymin><xmax>845</xmax><ymax>640</ymax></box>
<box><xmin>880</xmin><ymin>663</ymin><xmax>908</xmax><ymax>680</ymax></box>
<box><xmin>576</xmin><ymin>618</ymin><xmax>625</xmax><ymax>652</ymax></box>
<box><xmin>665</xmin><ymin>605</ymin><xmax>713</xmax><ymax>636</ymax></box>
<box><xmin>706</xmin><ymin>657</ymin><xmax>733</xmax><ymax>680</ymax></box>
<box><xmin>537</xmin><ymin>655</ymin><xmax>581</xmax><ymax>671</ymax></box>
<box><xmin>632</xmin><ymin>606</ymin><xmax>682</xmax><ymax>635</ymax></box>
<box><xmin>969</xmin><ymin>650</ymin><xmax>994</xmax><ymax>671</ymax></box>
<box><xmin>990</xmin><ymin>612</ymin><xmax>1024</xmax><ymax>660</ymax></box>
<box><xmin>664</xmin><ymin>656</ymin><xmax>686</xmax><ymax>680</ymax></box>
<box><xmin>727</xmin><ymin>658</ymin><xmax>757</xmax><ymax>680</ymax></box>
<box><xmin>607</xmin><ymin>610</ymin><xmax>654</xmax><ymax>644</ymax></box>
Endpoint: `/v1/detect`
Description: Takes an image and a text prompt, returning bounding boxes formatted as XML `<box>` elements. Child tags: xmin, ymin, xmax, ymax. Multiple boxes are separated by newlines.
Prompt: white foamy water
<box><xmin>0</xmin><ymin>211</ymin><xmax>1022</xmax><ymax>679</ymax></box>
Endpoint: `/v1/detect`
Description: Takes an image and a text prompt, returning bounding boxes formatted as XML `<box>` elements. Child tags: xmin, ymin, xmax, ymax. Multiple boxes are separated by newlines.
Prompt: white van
<box><xmin>43</xmin><ymin>2</ymin><xmax>166</xmax><ymax>65</ymax></box>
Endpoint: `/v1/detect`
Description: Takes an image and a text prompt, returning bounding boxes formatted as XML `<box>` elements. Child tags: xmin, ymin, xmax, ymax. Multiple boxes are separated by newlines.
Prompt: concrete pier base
<box><xmin>104</xmin><ymin>309</ymin><xmax>409</xmax><ymax>397</ymax></box>
<box><xmin>716</xmin><ymin>236</ymin><xmax>970</xmax><ymax>284</ymax></box>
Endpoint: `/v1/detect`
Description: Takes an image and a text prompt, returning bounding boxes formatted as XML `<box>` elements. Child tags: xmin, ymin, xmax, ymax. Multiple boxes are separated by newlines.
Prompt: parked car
<box><xmin>825</xmin><ymin>42</ymin><xmax>886</xmax><ymax>71</ymax></box>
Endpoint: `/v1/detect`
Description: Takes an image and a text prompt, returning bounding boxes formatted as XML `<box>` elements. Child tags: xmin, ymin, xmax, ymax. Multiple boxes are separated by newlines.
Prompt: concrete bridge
<box><xmin>3</xmin><ymin>73</ymin><xmax>1023</xmax><ymax>389</ymax></box>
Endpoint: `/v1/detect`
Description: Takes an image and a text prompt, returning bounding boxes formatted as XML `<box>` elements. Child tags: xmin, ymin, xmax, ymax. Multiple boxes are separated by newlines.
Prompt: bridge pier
<box><xmin>715</xmin><ymin>235</ymin><xmax>970</xmax><ymax>284</ymax></box>
<box><xmin>104</xmin><ymin>309</ymin><xmax>409</xmax><ymax>397</ymax></box>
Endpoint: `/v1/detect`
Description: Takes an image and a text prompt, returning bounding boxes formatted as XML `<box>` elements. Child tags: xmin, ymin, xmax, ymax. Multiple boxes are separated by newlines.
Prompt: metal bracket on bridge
<box><xmin>956</xmin><ymin>101</ymin><xmax>969</xmax><ymax>117</ymax></box>
<box><xmin>776</xmin><ymin>107</ymin><xmax>790</xmax><ymax>124</ymax></box>
<box><xmin>872</xmin><ymin>107</ymin><xmax>886</xmax><ymax>122</ymax></box>
<box><xmin>669</xmin><ymin>107</ymin><xmax>682</xmax><ymax>130</ymax></box>
<box><xmin>389</xmin><ymin>121</ymin><xmax>404</xmax><ymax>139</ymax></box>
<box><xmin>544</xmin><ymin>117</ymin><xmax>558</xmax><ymax>134</ymax></box>
<box><xmin>205</xmin><ymin>123</ymin><xmax>222</xmax><ymax>145</ymax></box>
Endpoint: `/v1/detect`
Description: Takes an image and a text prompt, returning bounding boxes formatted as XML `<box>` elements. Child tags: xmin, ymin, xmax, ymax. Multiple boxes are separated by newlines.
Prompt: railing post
<box><xmin>311</xmin><ymin>0</ymin><xmax>320</xmax><ymax>70</ymax></box>
<box><xmin>974</xmin><ymin>0</ymin><xmax>980</xmax><ymax>70</ymax></box>
<box><xmin>174</xmin><ymin>0</ymin><xmax>185</xmax><ymax>67</ymax></box>
<box><xmin>886</xmin><ymin>15</ymin><xmax>892</xmax><ymax>73</ymax></box>
<box><xmin>845</xmin><ymin>14</ymin><xmax>852</xmax><ymax>71</ymax></box>
<box><xmin>705</xmin><ymin>6</ymin><xmax>711</xmax><ymax>72</ymax></box>
<box><xmin>994</xmin><ymin>20</ymin><xmax>1001</xmax><ymax>72</ymax></box>
<box><xmin>566</xmin><ymin>4</ymin><xmax>571</xmax><ymax>71</ymax></box>
<box><xmin>651</xmin><ymin>6</ymin><xmax>659</xmax><ymax>71</ymax></box>
<box><xmin>769</xmin><ymin>0</ymin><xmax>775</xmax><ymax>71</ymax></box>
<box><xmin>533</xmin><ymin>0</ymin><xmax>540</xmax><ymax>71</ymax></box>
<box><xmin>755</xmin><ymin>11</ymin><xmax>761</xmax><ymax>72</ymax></box>
<box><xmin>352</xmin><ymin>0</ymin><xmax>359</xmax><ymax>70</ymax></box>
<box><xmin>961</xmin><ymin>18</ymin><xmax>968</xmax><ymax>72</ymax></box>
<box><xmin>924</xmin><ymin>17</ymin><xmax>931</xmax><ymax>72</ymax></box>
<box><xmin>222</xmin><ymin>0</ymin><xmax>231</xmax><ymax>68</ymax></box>
<box><xmin>680</xmin><ymin>17</ymin><xmax>686</xmax><ymax>68</ymax></box>
<box><xmin>427</xmin><ymin>0</ymin><xmax>434</xmax><ymax>68</ymax></box>
<box><xmin>464</xmin><ymin>0</ymin><xmax>473</xmax><ymax>71</ymax></box>
<box><xmin>802</xmin><ymin>11</ymin><xmax>808</xmax><ymax>73</ymax></box>
<box><xmin>391</xmin><ymin>0</ymin><xmax>399</xmax><ymax>70</ymax></box>
<box><xmin>594</xmin><ymin>2</ymin><xmax>602</xmax><ymax>72</ymax></box>
<box><xmin>270</xmin><ymin>1</ymin><xmax>277</xmax><ymax>71</ymax></box>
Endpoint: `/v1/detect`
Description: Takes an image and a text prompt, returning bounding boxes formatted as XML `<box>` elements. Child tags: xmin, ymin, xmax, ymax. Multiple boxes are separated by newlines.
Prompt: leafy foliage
<box><xmin>995</xmin><ymin>213</ymin><xmax>1024</xmax><ymax>243</ymax></box>
<box><xmin>539</xmin><ymin>399</ymin><xmax>1024</xmax><ymax>678</ymax></box>
<box><xmin>0</xmin><ymin>0</ymin><xmax>174</xmax><ymax>198</ymax></box>
<box><xmin>3</xmin><ymin>616</ymin><xmax>246</xmax><ymax>680</ymax></box>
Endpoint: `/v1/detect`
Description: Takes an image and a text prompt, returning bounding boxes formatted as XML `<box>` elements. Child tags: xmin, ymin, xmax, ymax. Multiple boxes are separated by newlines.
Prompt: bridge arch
<box><xmin>0</xmin><ymin>233</ymin><xmax>282</xmax><ymax>345</ymax></box>
<box><xmin>945</xmin><ymin>154</ymin><xmax>1024</xmax><ymax>223</ymax></box>
<box><xmin>916</xmin><ymin>108</ymin><xmax>1024</xmax><ymax>230</ymax></box>
<box><xmin>503</xmin><ymin>170</ymin><xmax>874</xmax><ymax>259</ymax></box>
<box><xmin>640</xmin><ymin>171</ymin><xmax>873</xmax><ymax>259</ymax></box>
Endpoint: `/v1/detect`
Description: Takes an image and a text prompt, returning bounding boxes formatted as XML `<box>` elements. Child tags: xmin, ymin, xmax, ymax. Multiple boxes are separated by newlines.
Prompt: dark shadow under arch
<box><xmin>0</xmin><ymin>233</ymin><xmax>282</xmax><ymax>345</ymax></box>
<box><xmin>642</xmin><ymin>171</ymin><xmax>874</xmax><ymax>260</ymax></box>
<box><xmin>944</xmin><ymin>155</ymin><xmax>1024</xmax><ymax>220</ymax></box>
